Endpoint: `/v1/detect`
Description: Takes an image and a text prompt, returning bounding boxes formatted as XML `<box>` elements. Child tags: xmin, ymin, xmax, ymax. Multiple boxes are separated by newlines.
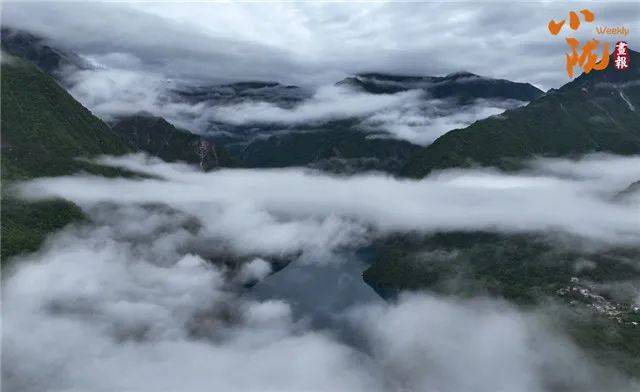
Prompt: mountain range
<box><xmin>3</xmin><ymin>28</ymin><xmax>639</xmax><ymax>259</ymax></box>
<box><xmin>0</xmin><ymin>28</ymin><xmax>553</xmax><ymax>176</ymax></box>
<box><xmin>403</xmin><ymin>50</ymin><xmax>640</xmax><ymax>177</ymax></box>
<box><xmin>173</xmin><ymin>75</ymin><xmax>542</xmax><ymax>172</ymax></box>
<box><xmin>337</xmin><ymin>71</ymin><xmax>544</xmax><ymax>102</ymax></box>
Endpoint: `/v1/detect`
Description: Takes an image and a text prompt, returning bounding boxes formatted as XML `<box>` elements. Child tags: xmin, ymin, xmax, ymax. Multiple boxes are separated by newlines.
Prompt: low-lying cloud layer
<box><xmin>6</xmin><ymin>234</ymin><xmax>632</xmax><ymax>391</ymax></box>
<box><xmin>211</xmin><ymin>85</ymin><xmax>419</xmax><ymax>126</ymax></box>
<box><xmin>360</xmin><ymin>96</ymin><xmax>523</xmax><ymax>145</ymax></box>
<box><xmin>4</xmin><ymin>153</ymin><xmax>640</xmax><ymax>391</ymax></box>
<box><xmin>64</xmin><ymin>67</ymin><xmax>525</xmax><ymax>145</ymax></box>
<box><xmin>18</xmin><ymin>153</ymin><xmax>640</xmax><ymax>247</ymax></box>
<box><xmin>210</xmin><ymin>85</ymin><xmax>525</xmax><ymax>145</ymax></box>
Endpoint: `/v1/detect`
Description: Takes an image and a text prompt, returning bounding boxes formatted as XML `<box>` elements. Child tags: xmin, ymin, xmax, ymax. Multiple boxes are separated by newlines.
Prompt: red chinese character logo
<box><xmin>614</xmin><ymin>41</ymin><xmax>630</xmax><ymax>71</ymax></box>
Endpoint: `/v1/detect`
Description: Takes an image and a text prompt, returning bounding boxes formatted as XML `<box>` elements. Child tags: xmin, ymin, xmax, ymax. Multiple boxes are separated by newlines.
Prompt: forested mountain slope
<box><xmin>403</xmin><ymin>50</ymin><xmax>640</xmax><ymax>177</ymax></box>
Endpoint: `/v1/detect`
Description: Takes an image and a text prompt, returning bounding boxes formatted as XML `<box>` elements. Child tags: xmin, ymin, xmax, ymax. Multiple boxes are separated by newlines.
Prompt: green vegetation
<box><xmin>402</xmin><ymin>50</ymin><xmax>640</xmax><ymax>177</ymax></box>
<box><xmin>238</xmin><ymin>120</ymin><xmax>421</xmax><ymax>173</ymax></box>
<box><xmin>364</xmin><ymin>232</ymin><xmax>639</xmax><ymax>301</ymax></box>
<box><xmin>1</xmin><ymin>55</ymin><xmax>131</xmax><ymax>262</ymax></box>
<box><xmin>1</xmin><ymin>198</ymin><xmax>85</xmax><ymax>261</ymax></box>
<box><xmin>565</xmin><ymin>311</ymin><xmax>640</xmax><ymax>377</ymax></box>
<box><xmin>363</xmin><ymin>232</ymin><xmax>640</xmax><ymax>376</ymax></box>
<box><xmin>1</xmin><ymin>55</ymin><xmax>129</xmax><ymax>180</ymax></box>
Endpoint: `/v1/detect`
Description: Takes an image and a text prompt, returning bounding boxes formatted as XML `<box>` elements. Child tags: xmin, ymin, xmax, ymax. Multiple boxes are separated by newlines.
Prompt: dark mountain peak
<box><xmin>336</xmin><ymin>75</ymin><xmax>408</xmax><ymax>94</ymax></box>
<box><xmin>355</xmin><ymin>71</ymin><xmax>481</xmax><ymax>83</ymax></box>
<box><xmin>443</xmin><ymin>71</ymin><xmax>480</xmax><ymax>80</ymax></box>
<box><xmin>356</xmin><ymin>73</ymin><xmax>429</xmax><ymax>82</ymax></box>
<box><xmin>224</xmin><ymin>81</ymin><xmax>281</xmax><ymax>90</ymax></box>
<box><xmin>335</xmin><ymin>76</ymin><xmax>360</xmax><ymax>85</ymax></box>
<box><xmin>339</xmin><ymin>71</ymin><xmax>543</xmax><ymax>101</ymax></box>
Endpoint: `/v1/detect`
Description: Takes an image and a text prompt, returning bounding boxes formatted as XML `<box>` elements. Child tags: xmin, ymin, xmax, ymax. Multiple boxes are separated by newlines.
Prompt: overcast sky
<box><xmin>2</xmin><ymin>1</ymin><xmax>639</xmax><ymax>90</ymax></box>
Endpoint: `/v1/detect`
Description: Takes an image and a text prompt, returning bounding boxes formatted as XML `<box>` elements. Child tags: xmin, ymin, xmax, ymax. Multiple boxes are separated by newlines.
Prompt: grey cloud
<box><xmin>2</xmin><ymin>2</ymin><xmax>306</xmax><ymax>84</ymax></box>
<box><xmin>349</xmin><ymin>293</ymin><xmax>637</xmax><ymax>392</ymax></box>
<box><xmin>2</xmin><ymin>2</ymin><xmax>638</xmax><ymax>89</ymax></box>
<box><xmin>16</xmin><ymin>153</ymin><xmax>640</xmax><ymax>252</ymax></box>
<box><xmin>360</xmin><ymin>96</ymin><xmax>526</xmax><ymax>145</ymax></box>
<box><xmin>236</xmin><ymin>257</ymin><xmax>273</xmax><ymax>285</ymax></box>
<box><xmin>2</xmin><ymin>218</ymin><xmax>378</xmax><ymax>392</ymax></box>
<box><xmin>210</xmin><ymin>86</ymin><xmax>422</xmax><ymax>126</ymax></box>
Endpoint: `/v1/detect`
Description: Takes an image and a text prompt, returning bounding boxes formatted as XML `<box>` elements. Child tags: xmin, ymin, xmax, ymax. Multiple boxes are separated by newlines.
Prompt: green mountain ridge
<box><xmin>1</xmin><ymin>54</ymin><xmax>130</xmax><ymax>180</ymax></box>
<box><xmin>402</xmin><ymin>50</ymin><xmax>640</xmax><ymax>178</ymax></box>
<box><xmin>1</xmin><ymin>54</ymin><xmax>132</xmax><ymax>261</ymax></box>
